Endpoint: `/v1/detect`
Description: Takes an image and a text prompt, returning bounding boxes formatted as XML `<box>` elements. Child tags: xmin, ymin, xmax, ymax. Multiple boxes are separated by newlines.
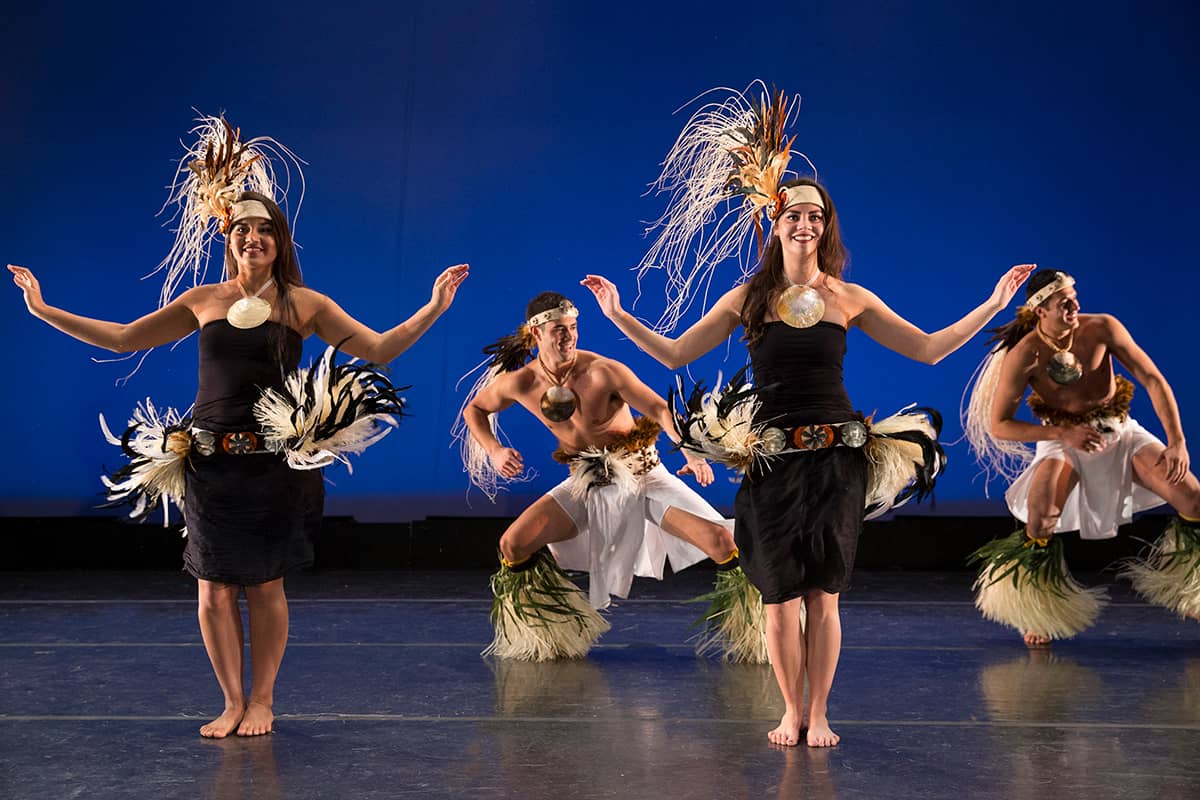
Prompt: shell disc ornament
<box><xmin>1047</xmin><ymin>351</ymin><xmax>1083</xmax><ymax>385</ymax></box>
<box><xmin>227</xmin><ymin>296</ymin><xmax>273</xmax><ymax>329</ymax></box>
<box><xmin>540</xmin><ymin>386</ymin><xmax>578</xmax><ymax>422</ymax></box>
<box><xmin>775</xmin><ymin>285</ymin><xmax>825</xmax><ymax>329</ymax></box>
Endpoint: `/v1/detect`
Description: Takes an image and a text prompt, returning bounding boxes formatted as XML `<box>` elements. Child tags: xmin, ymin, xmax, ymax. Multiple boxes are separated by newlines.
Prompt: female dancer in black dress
<box><xmin>9</xmin><ymin>193</ymin><xmax>467</xmax><ymax>738</ymax></box>
<box><xmin>584</xmin><ymin>177</ymin><xmax>1031</xmax><ymax>747</ymax></box>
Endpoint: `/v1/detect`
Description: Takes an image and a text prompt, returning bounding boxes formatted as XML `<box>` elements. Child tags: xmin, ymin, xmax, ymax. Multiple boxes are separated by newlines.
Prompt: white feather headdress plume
<box><xmin>152</xmin><ymin>114</ymin><xmax>305</xmax><ymax>308</ymax></box>
<box><xmin>637</xmin><ymin>81</ymin><xmax>815</xmax><ymax>332</ymax></box>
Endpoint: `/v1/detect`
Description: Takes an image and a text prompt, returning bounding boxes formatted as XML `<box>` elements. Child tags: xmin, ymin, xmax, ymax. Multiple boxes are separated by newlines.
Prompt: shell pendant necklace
<box><xmin>537</xmin><ymin>354</ymin><xmax>578</xmax><ymax>422</ymax></box>
<box><xmin>1036</xmin><ymin>323</ymin><xmax>1083</xmax><ymax>385</ymax></box>
<box><xmin>227</xmin><ymin>277</ymin><xmax>275</xmax><ymax>329</ymax></box>
<box><xmin>775</xmin><ymin>268</ymin><xmax>825</xmax><ymax>328</ymax></box>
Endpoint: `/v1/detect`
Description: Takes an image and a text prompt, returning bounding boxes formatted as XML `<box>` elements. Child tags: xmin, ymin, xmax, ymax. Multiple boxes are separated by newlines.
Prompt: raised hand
<box><xmin>991</xmin><ymin>263</ymin><xmax>1037</xmax><ymax>308</ymax></box>
<box><xmin>431</xmin><ymin>264</ymin><xmax>470</xmax><ymax>312</ymax></box>
<box><xmin>9</xmin><ymin>264</ymin><xmax>45</xmax><ymax>314</ymax></box>
<box><xmin>580</xmin><ymin>274</ymin><xmax>624</xmax><ymax>319</ymax></box>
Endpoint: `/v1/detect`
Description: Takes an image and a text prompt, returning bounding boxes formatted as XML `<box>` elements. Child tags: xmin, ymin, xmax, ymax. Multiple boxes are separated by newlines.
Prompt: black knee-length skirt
<box><xmin>734</xmin><ymin>447</ymin><xmax>868</xmax><ymax>604</ymax></box>
<box><xmin>182</xmin><ymin>452</ymin><xmax>324</xmax><ymax>586</ymax></box>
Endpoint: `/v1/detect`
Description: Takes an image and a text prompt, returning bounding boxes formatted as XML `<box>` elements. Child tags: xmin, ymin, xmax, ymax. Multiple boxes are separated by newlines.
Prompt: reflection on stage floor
<box><xmin>2</xmin><ymin>570</ymin><xmax>1197</xmax><ymax>799</ymax></box>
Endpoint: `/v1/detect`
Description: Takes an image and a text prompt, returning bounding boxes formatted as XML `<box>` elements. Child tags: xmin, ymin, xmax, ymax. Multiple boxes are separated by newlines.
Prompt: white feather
<box><xmin>254</xmin><ymin>346</ymin><xmax>400</xmax><ymax>471</ymax></box>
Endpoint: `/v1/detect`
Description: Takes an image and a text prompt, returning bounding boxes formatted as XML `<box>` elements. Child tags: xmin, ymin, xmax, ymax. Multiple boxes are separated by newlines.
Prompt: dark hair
<box><xmin>525</xmin><ymin>291</ymin><xmax>572</xmax><ymax>320</ymax></box>
<box><xmin>985</xmin><ymin>269</ymin><xmax>1071</xmax><ymax>352</ymax></box>
<box><xmin>223</xmin><ymin>191</ymin><xmax>306</xmax><ymax>364</ymax></box>
<box><xmin>740</xmin><ymin>178</ymin><xmax>849</xmax><ymax>347</ymax></box>
<box><xmin>1024</xmin><ymin>269</ymin><xmax>1067</xmax><ymax>302</ymax></box>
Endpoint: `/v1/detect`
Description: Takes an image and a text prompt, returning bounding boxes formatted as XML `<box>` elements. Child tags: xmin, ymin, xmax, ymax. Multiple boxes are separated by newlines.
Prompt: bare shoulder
<box><xmin>715</xmin><ymin>283</ymin><xmax>750</xmax><ymax>313</ymax></box>
<box><xmin>289</xmin><ymin>285</ymin><xmax>327</xmax><ymax>311</ymax></box>
<box><xmin>490</xmin><ymin>363</ymin><xmax>536</xmax><ymax>396</ymax></box>
<box><xmin>1005</xmin><ymin>330</ymin><xmax>1040</xmax><ymax>366</ymax></box>
<box><xmin>1082</xmin><ymin>313</ymin><xmax>1119</xmax><ymax>333</ymax></box>
<box><xmin>175</xmin><ymin>283</ymin><xmax>225</xmax><ymax>315</ymax></box>
<box><xmin>828</xmin><ymin>275</ymin><xmax>864</xmax><ymax>298</ymax></box>
<box><xmin>577</xmin><ymin>350</ymin><xmax>619</xmax><ymax>372</ymax></box>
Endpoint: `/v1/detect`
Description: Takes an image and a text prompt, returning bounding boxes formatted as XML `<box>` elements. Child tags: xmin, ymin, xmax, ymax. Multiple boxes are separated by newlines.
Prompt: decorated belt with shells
<box><xmin>190</xmin><ymin>429</ymin><xmax>267</xmax><ymax>457</ymax></box>
<box><xmin>759</xmin><ymin>420</ymin><xmax>869</xmax><ymax>455</ymax></box>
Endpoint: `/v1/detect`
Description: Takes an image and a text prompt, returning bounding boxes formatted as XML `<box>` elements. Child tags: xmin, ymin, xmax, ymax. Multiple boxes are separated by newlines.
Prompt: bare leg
<box><xmin>659</xmin><ymin>506</ymin><xmax>738</xmax><ymax>562</ymax></box>
<box><xmin>1131</xmin><ymin>444</ymin><xmax>1200</xmax><ymax>519</ymax></box>
<box><xmin>238</xmin><ymin>578</ymin><xmax>289</xmax><ymax>736</ymax></box>
<box><xmin>803</xmin><ymin>591</ymin><xmax>841</xmax><ymax>747</ymax></box>
<box><xmin>498</xmin><ymin>494</ymin><xmax>579</xmax><ymax>565</ymax></box>
<box><xmin>196</xmin><ymin>580</ymin><xmax>246</xmax><ymax>738</ymax></box>
<box><xmin>764</xmin><ymin>598</ymin><xmax>806</xmax><ymax>746</ymax></box>
<box><xmin>1021</xmin><ymin>458</ymin><xmax>1079</xmax><ymax>647</ymax></box>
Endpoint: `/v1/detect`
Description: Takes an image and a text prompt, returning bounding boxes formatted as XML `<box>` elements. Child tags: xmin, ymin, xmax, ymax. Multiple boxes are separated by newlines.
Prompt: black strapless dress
<box><xmin>181</xmin><ymin>320</ymin><xmax>324</xmax><ymax>585</ymax></box>
<box><xmin>733</xmin><ymin>321</ymin><xmax>867</xmax><ymax>603</ymax></box>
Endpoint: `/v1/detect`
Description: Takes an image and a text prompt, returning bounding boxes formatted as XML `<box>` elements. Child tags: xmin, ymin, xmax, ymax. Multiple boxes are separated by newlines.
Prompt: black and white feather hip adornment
<box><xmin>254</xmin><ymin>345</ymin><xmax>408</xmax><ymax>471</ymax></box>
<box><xmin>99</xmin><ymin>400</ymin><xmax>192</xmax><ymax>526</ymax></box>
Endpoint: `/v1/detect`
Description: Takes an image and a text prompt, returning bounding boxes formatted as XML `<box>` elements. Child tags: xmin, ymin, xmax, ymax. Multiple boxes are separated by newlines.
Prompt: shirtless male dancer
<box><xmin>982</xmin><ymin>269</ymin><xmax>1200</xmax><ymax>645</ymax></box>
<box><xmin>462</xmin><ymin>292</ymin><xmax>739</xmax><ymax>658</ymax></box>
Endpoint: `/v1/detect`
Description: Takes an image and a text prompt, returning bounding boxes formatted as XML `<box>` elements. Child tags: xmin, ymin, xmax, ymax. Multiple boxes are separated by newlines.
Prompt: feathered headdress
<box><xmin>637</xmin><ymin>81</ymin><xmax>815</xmax><ymax>332</ymax></box>
<box><xmin>151</xmin><ymin>114</ymin><xmax>305</xmax><ymax>309</ymax></box>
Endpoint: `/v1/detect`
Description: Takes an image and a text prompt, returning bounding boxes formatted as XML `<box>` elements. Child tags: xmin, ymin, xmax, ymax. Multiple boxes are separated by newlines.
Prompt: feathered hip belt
<box><xmin>99</xmin><ymin>346</ymin><xmax>406</xmax><ymax>524</ymax></box>
<box><xmin>552</xmin><ymin>417</ymin><xmax>662</xmax><ymax>500</ymax></box>
<box><xmin>669</xmin><ymin>369</ymin><xmax>946</xmax><ymax>519</ymax></box>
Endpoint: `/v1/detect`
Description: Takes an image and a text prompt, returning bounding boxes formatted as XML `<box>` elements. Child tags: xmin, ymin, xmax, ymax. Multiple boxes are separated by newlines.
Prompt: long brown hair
<box><xmin>223</xmin><ymin>191</ymin><xmax>306</xmax><ymax>362</ymax></box>
<box><xmin>740</xmin><ymin>178</ymin><xmax>848</xmax><ymax>347</ymax></box>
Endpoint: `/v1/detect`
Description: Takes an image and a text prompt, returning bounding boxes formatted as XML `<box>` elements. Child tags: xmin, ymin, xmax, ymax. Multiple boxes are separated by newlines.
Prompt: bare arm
<box><xmin>988</xmin><ymin>345</ymin><xmax>1106</xmax><ymax>452</ymax></box>
<box><xmin>311</xmin><ymin>264</ymin><xmax>468</xmax><ymax>362</ymax></box>
<box><xmin>581</xmin><ymin>275</ymin><xmax>742</xmax><ymax>369</ymax></box>
<box><xmin>1106</xmin><ymin>314</ymin><xmax>1189</xmax><ymax>482</ymax></box>
<box><xmin>604</xmin><ymin>358</ymin><xmax>714</xmax><ymax>486</ymax></box>
<box><xmin>10</xmin><ymin>264</ymin><xmax>198</xmax><ymax>352</ymax></box>
<box><xmin>463</xmin><ymin>370</ymin><xmax>524</xmax><ymax>478</ymax></box>
<box><xmin>854</xmin><ymin>264</ymin><xmax>1035</xmax><ymax>364</ymax></box>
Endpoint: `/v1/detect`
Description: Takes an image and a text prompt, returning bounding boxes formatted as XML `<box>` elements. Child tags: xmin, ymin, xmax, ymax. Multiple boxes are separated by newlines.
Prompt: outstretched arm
<box><xmin>1107</xmin><ymin>315</ymin><xmax>1189</xmax><ymax>482</ymax></box>
<box><xmin>604</xmin><ymin>358</ymin><xmax>714</xmax><ymax>486</ymax></box>
<box><xmin>581</xmin><ymin>275</ymin><xmax>742</xmax><ymax>369</ymax></box>
<box><xmin>10</xmin><ymin>264</ymin><xmax>198</xmax><ymax>352</ymax></box>
<box><xmin>311</xmin><ymin>264</ymin><xmax>468</xmax><ymax>362</ymax></box>
<box><xmin>463</xmin><ymin>371</ymin><xmax>524</xmax><ymax>479</ymax></box>
<box><xmin>855</xmin><ymin>264</ymin><xmax>1035</xmax><ymax>364</ymax></box>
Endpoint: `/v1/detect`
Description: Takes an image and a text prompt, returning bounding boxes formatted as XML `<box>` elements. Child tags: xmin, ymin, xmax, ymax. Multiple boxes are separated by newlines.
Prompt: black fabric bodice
<box><xmin>192</xmin><ymin>320</ymin><xmax>302</xmax><ymax>430</ymax></box>
<box><xmin>749</xmin><ymin>321</ymin><xmax>855</xmax><ymax>426</ymax></box>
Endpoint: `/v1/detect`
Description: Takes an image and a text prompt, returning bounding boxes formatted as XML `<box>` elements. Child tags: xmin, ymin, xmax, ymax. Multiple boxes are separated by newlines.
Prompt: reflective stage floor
<box><xmin>2</xmin><ymin>570</ymin><xmax>1198</xmax><ymax>799</ymax></box>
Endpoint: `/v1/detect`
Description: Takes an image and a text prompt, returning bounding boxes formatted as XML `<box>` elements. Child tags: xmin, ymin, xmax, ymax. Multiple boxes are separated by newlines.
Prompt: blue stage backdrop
<box><xmin>2</xmin><ymin>1</ymin><xmax>1196</xmax><ymax>520</ymax></box>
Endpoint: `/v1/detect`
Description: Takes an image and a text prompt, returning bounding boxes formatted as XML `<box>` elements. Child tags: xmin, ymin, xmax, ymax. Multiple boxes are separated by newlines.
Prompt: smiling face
<box><xmin>227</xmin><ymin>216</ymin><xmax>278</xmax><ymax>277</ymax></box>
<box><xmin>533</xmin><ymin>315</ymin><xmax>579</xmax><ymax>365</ymax></box>
<box><xmin>773</xmin><ymin>202</ymin><xmax>825</xmax><ymax>261</ymax></box>
<box><xmin>1036</xmin><ymin>286</ymin><xmax>1081</xmax><ymax>331</ymax></box>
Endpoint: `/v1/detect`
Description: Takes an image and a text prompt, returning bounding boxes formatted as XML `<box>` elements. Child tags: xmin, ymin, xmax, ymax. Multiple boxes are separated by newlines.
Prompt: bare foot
<box><xmin>199</xmin><ymin>704</ymin><xmax>246</xmax><ymax>738</ymax></box>
<box><xmin>236</xmin><ymin>701</ymin><xmax>274</xmax><ymax>736</ymax></box>
<box><xmin>806</xmin><ymin>715</ymin><xmax>840</xmax><ymax>748</ymax></box>
<box><xmin>768</xmin><ymin>711</ymin><xmax>803</xmax><ymax>747</ymax></box>
<box><xmin>1023</xmin><ymin>631</ymin><xmax>1052</xmax><ymax>648</ymax></box>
